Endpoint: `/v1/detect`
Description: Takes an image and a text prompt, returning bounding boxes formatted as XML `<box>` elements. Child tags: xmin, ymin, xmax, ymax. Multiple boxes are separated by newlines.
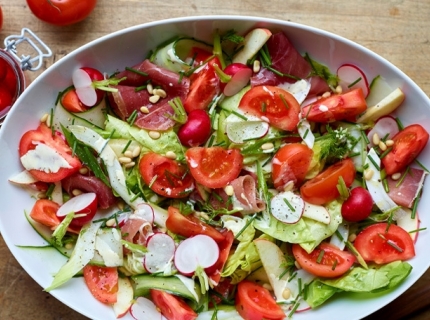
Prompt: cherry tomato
<box><xmin>381</xmin><ymin>124</ymin><xmax>429</xmax><ymax>175</ymax></box>
<box><xmin>271</xmin><ymin>143</ymin><xmax>313</xmax><ymax>189</ymax></box>
<box><xmin>292</xmin><ymin>242</ymin><xmax>356</xmax><ymax>278</ymax></box>
<box><xmin>19</xmin><ymin>123</ymin><xmax>82</xmax><ymax>183</ymax></box>
<box><xmin>341</xmin><ymin>187</ymin><xmax>373</xmax><ymax>222</ymax></box>
<box><xmin>139</xmin><ymin>152</ymin><xmax>195</xmax><ymax>198</ymax></box>
<box><xmin>354</xmin><ymin>223</ymin><xmax>415</xmax><ymax>264</ymax></box>
<box><xmin>301</xmin><ymin>88</ymin><xmax>367</xmax><ymax>122</ymax></box>
<box><xmin>209</xmin><ymin>230</ymin><xmax>234</xmax><ymax>284</ymax></box>
<box><xmin>61</xmin><ymin>88</ymin><xmax>89</xmax><ymax>113</ymax></box>
<box><xmin>185</xmin><ymin>146</ymin><xmax>243</xmax><ymax>189</ymax></box>
<box><xmin>150</xmin><ymin>289</ymin><xmax>197</xmax><ymax>320</ymax></box>
<box><xmin>187</xmin><ymin>47</ymin><xmax>214</xmax><ymax>66</ymax></box>
<box><xmin>300</xmin><ymin>158</ymin><xmax>355</xmax><ymax>205</ymax></box>
<box><xmin>235</xmin><ymin>280</ymin><xmax>285</xmax><ymax>320</ymax></box>
<box><xmin>166</xmin><ymin>206</ymin><xmax>225</xmax><ymax>243</ymax></box>
<box><xmin>239</xmin><ymin>85</ymin><xmax>300</xmax><ymax>131</ymax></box>
<box><xmin>26</xmin><ymin>0</ymin><xmax>97</xmax><ymax>26</ymax></box>
<box><xmin>29</xmin><ymin>199</ymin><xmax>61</xmax><ymax>229</ymax></box>
<box><xmin>178</xmin><ymin>109</ymin><xmax>212</xmax><ymax>147</ymax></box>
<box><xmin>83</xmin><ymin>265</ymin><xmax>118</xmax><ymax>304</ymax></box>
<box><xmin>184</xmin><ymin>56</ymin><xmax>221</xmax><ymax>113</ymax></box>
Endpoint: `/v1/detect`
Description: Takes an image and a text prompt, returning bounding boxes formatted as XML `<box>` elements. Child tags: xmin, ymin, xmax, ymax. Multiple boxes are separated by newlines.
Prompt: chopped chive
<box><xmin>395</xmin><ymin>167</ymin><xmax>409</xmax><ymax>188</ymax></box>
<box><xmin>381</xmin><ymin>132</ymin><xmax>390</xmax><ymax>141</ymax></box>
<box><xmin>395</xmin><ymin>117</ymin><xmax>404</xmax><ymax>130</ymax></box>
<box><xmin>303</xmin><ymin>128</ymin><xmax>309</xmax><ymax>139</ymax></box>
<box><xmin>134</xmin><ymin>85</ymin><xmax>147</xmax><ymax>92</ymax></box>
<box><xmin>332</xmin><ymin>259</ymin><xmax>338</xmax><ymax>270</ymax></box>
<box><xmin>283</xmin><ymin>198</ymin><xmax>296</xmax><ymax>212</ymax></box>
<box><xmin>235</xmin><ymin>214</ymin><xmax>257</xmax><ymax>239</ymax></box>
<box><xmin>231</xmin><ymin>110</ymin><xmax>248</xmax><ymax>120</ymax></box>
<box><xmin>386</xmin><ymin>212</ymin><xmax>394</xmax><ymax>231</ymax></box>
<box><xmin>164</xmin><ymin>170</ymin><xmax>175</xmax><ymax>187</ymax></box>
<box><xmin>379</xmin><ymin>146</ymin><xmax>393</xmax><ymax>159</ymax></box>
<box><xmin>130</xmin><ymin>192</ymin><xmax>140</xmax><ymax>202</ymax></box>
<box><xmin>316</xmin><ymin>250</ymin><xmax>325</xmax><ymax>264</ymax></box>
<box><xmin>261</xmin><ymin>101</ymin><xmax>267</xmax><ymax>113</ymax></box>
<box><xmin>121</xmin><ymin>140</ymin><xmax>133</xmax><ymax>154</ymax></box>
<box><xmin>348</xmin><ymin>77</ymin><xmax>362</xmax><ymax>88</ymax></box>
<box><xmin>414</xmin><ymin>159</ymin><xmax>430</xmax><ymax>173</ymax></box>
<box><xmin>288</xmin><ymin>300</ymin><xmax>301</xmax><ymax>318</ymax></box>
<box><xmin>348</xmin><ymin>151</ymin><xmax>361</xmax><ymax>158</ymax></box>
<box><xmin>411</xmin><ymin>187</ymin><xmax>422</xmax><ymax>219</ymax></box>
<box><xmin>266</xmin><ymin>66</ymin><xmax>301</xmax><ymax>80</ymax></box>
<box><xmin>148</xmin><ymin>175</ymin><xmax>158</xmax><ymax>188</ymax></box>
<box><xmin>279</xmin><ymin>94</ymin><xmax>289</xmax><ymax>109</ymax></box>
<box><xmin>207</xmin><ymin>135</ymin><xmax>215</xmax><ymax>147</ymax></box>
<box><xmin>127</xmin><ymin>110</ymin><xmax>138</xmax><ymax>125</ymax></box>
<box><xmin>50</xmin><ymin>108</ymin><xmax>55</xmax><ymax>136</ymax></box>
<box><xmin>383</xmin><ymin>178</ymin><xmax>389</xmax><ymax>193</ymax></box>
<box><xmin>409</xmin><ymin>227</ymin><xmax>427</xmax><ymax>234</ymax></box>
<box><xmin>278</xmin><ymin>266</ymin><xmax>291</xmax><ymax>280</ymax></box>
<box><xmin>367</xmin><ymin>154</ymin><xmax>381</xmax><ymax>171</ymax></box>
<box><xmin>363</xmin><ymin>163</ymin><xmax>369</xmax><ymax>170</ymax></box>
<box><xmin>45</xmin><ymin>183</ymin><xmax>55</xmax><ymax>199</ymax></box>
<box><xmin>167</xmin><ymin>97</ymin><xmax>187</xmax><ymax>124</ymax></box>
<box><xmin>360</xmin><ymin>130</ymin><xmax>370</xmax><ymax>144</ymax></box>
<box><xmin>288</xmin><ymin>271</ymin><xmax>297</xmax><ymax>282</ymax></box>
<box><xmin>125</xmin><ymin>67</ymin><xmax>148</xmax><ymax>77</ymax></box>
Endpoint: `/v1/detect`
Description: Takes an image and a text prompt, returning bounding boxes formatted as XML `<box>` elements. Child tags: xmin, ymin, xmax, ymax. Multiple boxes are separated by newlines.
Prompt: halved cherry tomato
<box><xmin>139</xmin><ymin>152</ymin><xmax>195</xmax><ymax>198</ymax></box>
<box><xmin>185</xmin><ymin>147</ymin><xmax>243</xmax><ymax>189</ymax></box>
<box><xmin>301</xmin><ymin>88</ymin><xmax>367</xmax><ymax>122</ymax></box>
<box><xmin>61</xmin><ymin>88</ymin><xmax>89</xmax><ymax>113</ymax></box>
<box><xmin>239</xmin><ymin>85</ymin><xmax>300</xmax><ymax>131</ymax></box>
<box><xmin>83</xmin><ymin>265</ymin><xmax>118</xmax><ymax>304</ymax></box>
<box><xmin>210</xmin><ymin>277</ymin><xmax>236</xmax><ymax>307</ymax></box>
<box><xmin>26</xmin><ymin>0</ymin><xmax>97</xmax><ymax>26</ymax></box>
<box><xmin>235</xmin><ymin>280</ymin><xmax>285</xmax><ymax>320</ymax></box>
<box><xmin>29</xmin><ymin>199</ymin><xmax>61</xmax><ymax>228</ymax></box>
<box><xmin>19</xmin><ymin>123</ymin><xmax>82</xmax><ymax>183</ymax></box>
<box><xmin>272</xmin><ymin>143</ymin><xmax>313</xmax><ymax>189</ymax></box>
<box><xmin>184</xmin><ymin>56</ymin><xmax>221</xmax><ymax>113</ymax></box>
<box><xmin>381</xmin><ymin>124</ymin><xmax>429</xmax><ymax>175</ymax></box>
<box><xmin>354</xmin><ymin>223</ymin><xmax>415</xmax><ymax>264</ymax></box>
<box><xmin>292</xmin><ymin>242</ymin><xmax>356</xmax><ymax>278</ymax></box>
<box><xmin>209</xmin><ymin>230</ymin><xmax>235</xmax><ymax>284</ymax></box>
<box><xmin>166</xmin><ymin>206</ymin><xmax>225</xmax><ymax>243</ymax></box>
<box><xmin>300</xmin><ymin>158</ymin><xmax>355</xmax><ymax>205</ymax></box>
<box><xmin>187</xmin><ymin>47</ymin><xmax>213</xmax><ymax>66</ymax></box>
<box><xmin>150</xmin><ymin>289</ymin><xmax>197</xmax><ymax>320</ymax></box>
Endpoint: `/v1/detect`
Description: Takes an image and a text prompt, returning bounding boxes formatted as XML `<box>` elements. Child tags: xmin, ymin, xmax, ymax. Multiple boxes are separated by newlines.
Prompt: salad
<box><xmin>9</xmin><ymin>26</ymin><xmax>429</xmax><ymax>320</ymax></box>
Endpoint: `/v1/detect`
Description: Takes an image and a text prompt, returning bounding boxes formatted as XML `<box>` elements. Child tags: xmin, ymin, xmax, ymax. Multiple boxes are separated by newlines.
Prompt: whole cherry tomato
<box><xmin>26</xmin><ymin>0</ymin><xmax>97</xmax><ymax>26</ymax></box>
<box><xmin>0</xmin><ymin>6</ymin><xmax>3</xmax><ymax>30</ymax></box>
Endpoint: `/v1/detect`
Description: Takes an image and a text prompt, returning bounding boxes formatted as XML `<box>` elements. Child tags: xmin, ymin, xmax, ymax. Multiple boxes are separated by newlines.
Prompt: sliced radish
<box><xmin>174</xmin><ymin>234</ymin><xmax>219</xmax><ymax>276</ymax></box>
<box><xmin>113</xmin><ymin>277</ymin><xmax>134</xmax><ymax>318</ymax></box>
<box><xmin>337</xmin><ymin>63</ymin><xmax>369</xmax><ymax>97</ymax></box>
<box><xmin>225</xmin><ymin>113</ymin><xmax>269</xmax><ymax>144</ymax></box>
<box><xmin>366</xmin><ymin>116</ymin><xmax>399</xmax><ymax>148</ymax></box>
<box><xmin>302</xmin><ymin>202</ymin><xmax>330</xmax><ymax>224</ymax></box>
<box><xmin>223</xmin><ymin>63</ymin><xmax>253</xmax><ymax>97</ymax></box>
<box><xmin>270</xmin><ymin>191</ymin><xmax>304</xmax><ymax>224</ymax></box>
<box><xmin>134</xmin><ymin>203</ymin><xmax>155</xmax><ymax>225</ymax></box>
<box><xmin>56</xmin><ymin>192</ymin><xmax>98</xmax><ymax>227</ymax></box>
<box><xmin>130</xmin><ymin>296</ymin><xmax>166</xmax><ymax>320</ymax></box>
<box><xmin>396</xmin><ymin>208</ymin><xmax>420</xmax><ymax>243</ymax></box>
<box><xmin>73</xmin><ymin>68</ymin><xmax>98</xmax><ymax>107</ymax></box>
<box><xmin>144</xmin><ymin>233</ymin><xmax>175</xmax><ymax>274</ymax></box>
<box><xmin>278</xmin><ymin>79</ymin><xmax>311</xmax><ymax>105</ymax></box>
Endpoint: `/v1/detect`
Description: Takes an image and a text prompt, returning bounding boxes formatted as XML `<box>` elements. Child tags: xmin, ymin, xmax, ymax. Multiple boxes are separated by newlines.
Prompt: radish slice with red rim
<box><xmin>144</xmin><ymin>233</ymin><xmax>175</xmax><ymax>274</ymax></box>
<box><xmin>130</xmin><ymin>297</ymin><xmax>166</xmax><ymax>320</ymax></box>
<box><xmin>366</xmin><ymin>116</ymin><xmax>399</xmax><ymax>147</ymax></box>
<box><xmin>73</xmin><ymin>68</ymin><xmax>98</xmax><ymax>107</ymax></box>
<box><xmin>270</xmin><ymin>191</ymin><xmax>304</xmax><ymax>224</ymax></box>
<box><xmin>174</xmin><ymin>234</ymin><xmax>219</xmax><ymax>276</ymax></box>
<box><xmin>337</xmin><ymin>63</ymin><xmax>369</xmax><ymax>97</ymax></box>
<box><xmin>56</xmin><ymin>192</ymin><xmax>98</xmax><ymax>227</ymax></box>
<box><xmin>223</xmin><ymin>64</ymin><xmax>252</xmax><ymax>97</ymax></box>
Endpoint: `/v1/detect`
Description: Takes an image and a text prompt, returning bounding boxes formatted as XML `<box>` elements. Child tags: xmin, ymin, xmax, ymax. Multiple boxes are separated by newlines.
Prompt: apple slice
<box><xmin>396</xmin><ymin>208</ymin><xmax>420</xmax><ymax>243</ymax></box>
<box><xmin>113</xmin><ymin>277</ymin><xmax>134</xmax><ymax>318</ymax></box>
<box><xmin>56</xmin><ymin>192</ymin><xmax>98</xmax><ymax>227</ymax></box>
<box><xmin>302</xmin><ymin>202</ymin><xmax>330</xmax><ymax>224</ymax></box>
<box><xmin>270</xmin><ymin>191</ymin><xmax>304</xmax><ymax>224</ymax></box>
<box><xmin>130</xmin><ymin>297</ymin><xmax>166</xmax><ymax>320</ymax></box>
<box><xmin>144</xmin><ymin>233</ymin><xmax>175</xmax><ymax>273</ymax></box>
<box><xmin>232</xmin><ymin>28</ymin><xmax>272</xmax><ymax>64</ymax></box>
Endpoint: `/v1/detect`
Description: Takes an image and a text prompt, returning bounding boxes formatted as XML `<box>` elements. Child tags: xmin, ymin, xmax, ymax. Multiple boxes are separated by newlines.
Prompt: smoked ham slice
<box><xmin>386</xmin><ymin>167</ymin><xmax>426</xmax><ymax>208</ymax></box>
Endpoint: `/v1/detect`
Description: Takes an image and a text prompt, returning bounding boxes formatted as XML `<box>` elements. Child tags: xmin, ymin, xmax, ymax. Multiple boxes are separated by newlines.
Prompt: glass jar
<box><xmin>0</xmin><ymin>28</ymin><xmax>51</xmax><ymax>126</ymax></box>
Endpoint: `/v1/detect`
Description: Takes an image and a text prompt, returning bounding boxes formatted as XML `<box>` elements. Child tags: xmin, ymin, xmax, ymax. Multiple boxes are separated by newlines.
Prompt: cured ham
<box><xmin>62</xmin><ymin>173</ymin><xmax>116</xmax><ymax>209</ymax></box>
<box><xmin>250</xmin><ymin>32</ymin><xmax>329</xmax><ymax>96</ymax></box>
<box><xmin>120</xmin><ymin>215</ymin><xmax>153</xmax><ymax>252</ymax></box>
<box><xmin>229</xmin><ymin>175</ymin><xmax>265</xmax><ymax>214</ymax></box>
<box><xmin>108</xmin><ymin>59</ymin><xmax>190</xmax><ymax>131</ymax></box>
<box><xmin>386</xmin><ymin>167</ymin><xmax>426</xmax><ymax>208</ymax></box>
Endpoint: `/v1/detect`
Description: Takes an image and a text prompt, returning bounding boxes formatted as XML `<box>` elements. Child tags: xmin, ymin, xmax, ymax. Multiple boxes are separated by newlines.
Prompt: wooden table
<box><xmin>1</xmin><ymin>0</ymin><xmax>430</xmax><ymax>319</ymax></box>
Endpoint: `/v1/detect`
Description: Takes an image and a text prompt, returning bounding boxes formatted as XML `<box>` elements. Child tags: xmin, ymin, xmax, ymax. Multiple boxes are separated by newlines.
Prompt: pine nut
<box><xmin>224</xmin><ymin>185</ymin><xmax>234</xmax><ymax>196</ymax></box>
<box><xmin>132</xmin><ymin>146</ymin><xmax>141</xmax><ymax>158</ymax></box>
<box><xmin>140</xmin><ymin>106</ymin><xmax>149</xmax><ymax>114</ymax></box>
<box><xmin>372</xmin><ymin>133</ymin><xmax>380</xmax><ymax>146</ymax></box>
<box><xmin>40</xmin><ymin>113</ymin><xmax>49</xmax><ymax>123</ymax></box>
<box><xmin>149</xmin><ymin>131</ymin><xmax>161</xmax><ymax>139</ymax></box>
<box><xmin>335</xmin><ymin>85</ymin><xmax>343</xmax><ymax>94</ymax></box>
<box><xmin>282</xmin><ymin>288</ymin><xmax>291</xmax><ymax>300</ymax></box>
<box><xmin>261</xmin><ymin>142</ymin><xmax>274</xmax><ymax>150</ymax></box>
<box><xmin>124</xmin><ymin>161</ymin><xmax>136</xmax><ymax>169</ymax></box>
<box><xmin>378</xmin><ymin>141</ymin><xmax>387</xmax><ymax>151</ymax></box>
<box><xmin>119</xmin><ymin>156</ymin><xmax>132</xmax><ymax>164</ymax></box>
<box><xmin>322</xmin><ymin>91</ymin><xmax>331</xmax><ymax>98</ymax></box>
<box><xmin>153</xmin><ymin>88</ymin><xmax>167</xmax><ymax>98</ymax></box>
<box><xmin>348</xmin><ymin>233</ymin><xmax>357</xmax><ymax>242</ymax></box>
<box><xmin>385</xmin><ymin>139</ymin><xmax>394</xmax><ymax>147</ymax></box>
<box><xmin>283</xmin><ymin>181</ymin><xmax>294</xmax><ymax>192</ymax></box>
<box><xmin>45</xmin><ymin>114</ymin><xmax>51</xmax><ymax>127</ymax></box>
<box><xmin>64</xmin><ymin>243</ymin><xmax>74</xmax><ymax>250</ymax></box>
<box><xmin>149</xmin><ymin>94</ymin><xmax>160</xmax><ymax>104</ymax></box>
<box><xmin>117</xmin><ymin>201</ymin><xmax>125</xmax><ymax>211</ymax></box>
<box><xmin>124</xmin><ymin>150</ymin><xmax>133</xmax><ymax>158</ymax></box>
<box><xmin>146</xmin><ymin>83</ymin><xmax>153</xmax><ymax>95</ymax></box>
<box><xmin>72</xmin><ymin>189</ymin><xmax>83</xmax><ymax>196</ymax></box>
<box><xmin>253</xmin><ymin>60</ymin><xmax>261</xmax><ymax>73</ymax></box>
<box><xmin>391</xmin><ymin>172</ymin><xmax>402</xmax><ymax>180</ymax></box>
<box><xmin>295</xmin><ymin>261</ymin><xmax>302</xmax><ymax>269</ymax></box>
<box><xmin>105</xmin><ymin>219</ymin><xmax>116</xmax><ymax>227</ymax></box>
<box><xmin>79</xmin><ymin>167</ymin><xmax>88</xmax><ymax>175</ymax></box>
<box><xmin>165</xmin><ymin>150</ymin><xmax>177</xmax><ymax>160</ymax></box>
<box><xmin>37</xmin><ymin>192</ymin><xmax>47</xmax><ymax>199</ymax></box>
<box><xmin>364</xmin><ymin>169</ymin><xmax>374</xmax><ymax>180</ymax></box>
